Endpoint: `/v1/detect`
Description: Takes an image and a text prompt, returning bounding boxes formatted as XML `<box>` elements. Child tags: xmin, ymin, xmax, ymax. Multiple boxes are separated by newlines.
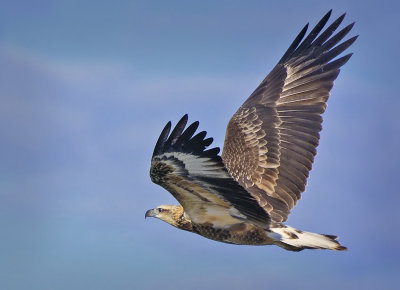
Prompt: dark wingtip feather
<box><xmin>174</xmin><ymin>121</ymin><xmax>199</xmax><ymax>149</ymax></box>
<box><xmin>319</xmin><ymin>35</ymin><xmax>358</xmax><ymax>64</ymax></box>
<box><xmin>280</xmin><ymin>10</ymin><xmax>334</xmax><ymax>63</ymax></box>
<box><xmin>292</xmin><ymin>10</ymin><xmax>332</xmax><ymax>56</ymax></box>
<box><xmin>301</xmin><ymin>35</ymin><xmax>357</xmax><ymax>72</ymax></box>
<box><xmin>319</xmin><ymin>22</ymin><xmax>355</xmax><ymax>53</ymax></box>
<box><xmin>311</xmin><ymin>13</ymin><xmax>346</xmax><ymax>47</ymax></box>
<box><xmin>203</xmin><ymin>137</ymin><xmax>213</xmax><ymax>147</ymax></box>
<box><xmin>190</xmin><ymin>131</ymin><xmax>207</xmax><ymax>145</ymax></box>
<box><xmin>186</xmin><ymin>131</ymin><xmax>212</xmax><ymax>154</ymax></box>
<box><xmin>280</xmin><ymin>11</ymin><xmax>357</xmax><ymax>67</ymax></box>
<box><xmin>152</xmin><ymin>115</ymin><xmax>220</xmax><ymax>159</ymax></box>
<box><xmin>153</xmin><ymin>121</ymin><xmax>171</xmax><ymax>157</ymax></box>
<box><xmin>164</xmin><ymin>114</ymin><xmax>188</xmax><ymax>152</ymax></box>
<box><xmin>336</xmin><ymin>13</ymin><xmax>346</xmax><ymax>25</ymax></box>
<box><xmin>323</xmin><ymin>53</ymin><xmax>353</xmax><ymax>71</ymax></box>
<box><xmin>279</xmin><ymin>23</ymin><xmax>308</xmax><ymax>64</ymax></box>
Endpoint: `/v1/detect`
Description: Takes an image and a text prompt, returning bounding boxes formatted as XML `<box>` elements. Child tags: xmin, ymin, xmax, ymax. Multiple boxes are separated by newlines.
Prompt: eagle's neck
<box><xmin>175</xmin><ymin>210</ymin><xmax>193</xmax><ymax>232</ymax></box>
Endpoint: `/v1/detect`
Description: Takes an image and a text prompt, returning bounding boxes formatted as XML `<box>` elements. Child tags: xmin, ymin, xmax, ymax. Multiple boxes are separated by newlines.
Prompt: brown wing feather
<box><xmin>222</xmin><ymin>11</ymin><xmax>357</xmax><ymax>222</ymax></box>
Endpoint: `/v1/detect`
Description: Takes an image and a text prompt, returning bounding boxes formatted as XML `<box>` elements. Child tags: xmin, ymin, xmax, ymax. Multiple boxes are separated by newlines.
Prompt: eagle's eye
<box><xmin>158</xmin><ymin>208</ymin><xmax>165</xmax><ymax>213</ymax></box>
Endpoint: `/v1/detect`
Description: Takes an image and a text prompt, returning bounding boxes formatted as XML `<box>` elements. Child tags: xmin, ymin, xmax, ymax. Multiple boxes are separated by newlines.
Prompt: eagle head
<box><xmin>145</xmin><ymin>205</ymin><xmax>192</xmax><ymax>231</ymax></box>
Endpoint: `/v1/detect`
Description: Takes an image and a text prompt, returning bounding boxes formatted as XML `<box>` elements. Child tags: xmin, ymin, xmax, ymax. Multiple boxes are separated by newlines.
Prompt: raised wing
<box><xmin>150</xmin><ymin>114</ymin><xmax>271</xmax><ymax>229</ymax></box>
<box><xmin>222</xmin><ymin>10</ymin><xmax>357</xmax><ymax>223</ymax></box>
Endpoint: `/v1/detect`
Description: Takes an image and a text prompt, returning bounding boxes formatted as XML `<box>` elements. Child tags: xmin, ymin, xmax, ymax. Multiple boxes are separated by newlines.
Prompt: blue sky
<box><xmin>1</xmin><ymin>1</ymin><xmax>399</xmax><ymax>289</ymax></box>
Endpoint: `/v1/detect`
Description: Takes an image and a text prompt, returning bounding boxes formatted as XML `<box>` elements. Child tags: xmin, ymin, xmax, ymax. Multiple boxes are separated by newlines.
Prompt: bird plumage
<box><xmin>146</xmin><ymin>10</ymin><xmax>357</xmax><ymax>251</ymax></box>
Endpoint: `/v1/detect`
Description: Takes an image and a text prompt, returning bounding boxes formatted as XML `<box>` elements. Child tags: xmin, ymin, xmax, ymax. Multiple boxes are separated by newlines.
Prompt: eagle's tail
<box><xmin>268</xmin><ymin>225</ymin><xmax>347</xmax><ymax>251</ymax></box>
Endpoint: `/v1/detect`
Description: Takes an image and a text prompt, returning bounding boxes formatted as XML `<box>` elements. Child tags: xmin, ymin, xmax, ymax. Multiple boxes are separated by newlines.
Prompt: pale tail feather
<box><xmin>268</xmin><ymin>225</ymin><xmax>347</xmax><ymax>251</ymax></box>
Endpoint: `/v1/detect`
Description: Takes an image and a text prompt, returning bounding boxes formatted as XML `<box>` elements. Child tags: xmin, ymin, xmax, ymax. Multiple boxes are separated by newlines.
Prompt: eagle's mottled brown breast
<box><xmin>192</xmin><ymin>222</ymin><xmax>273</xmax><ymax>245</ymax></box>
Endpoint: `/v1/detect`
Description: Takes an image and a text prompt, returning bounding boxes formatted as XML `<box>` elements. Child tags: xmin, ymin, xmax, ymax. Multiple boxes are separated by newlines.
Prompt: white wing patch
<box><xmin>162</xmin><ymin>152</ymin><xmax>230</xmax><ymax>179</ymax></box>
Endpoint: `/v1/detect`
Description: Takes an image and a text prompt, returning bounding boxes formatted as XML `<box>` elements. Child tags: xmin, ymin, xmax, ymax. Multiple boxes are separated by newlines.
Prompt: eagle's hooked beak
<box><xmin>145</xmin><ymin>209</ymin><xmax>155</xmax><ymax>219</ymax></box>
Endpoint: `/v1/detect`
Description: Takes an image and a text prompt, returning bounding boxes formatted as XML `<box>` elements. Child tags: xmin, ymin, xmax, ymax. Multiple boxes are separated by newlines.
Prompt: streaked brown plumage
<box><xmin>146</xmin><ymin>10</ymin><xmax>356</xmax><ymax>251</ymax></box>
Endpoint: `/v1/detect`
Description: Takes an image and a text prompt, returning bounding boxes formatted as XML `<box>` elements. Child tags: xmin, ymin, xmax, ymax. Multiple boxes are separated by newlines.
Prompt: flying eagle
<box><xmin>146</xmin><ymin>11</ymin><xmax>357</xmax><ymax>251</ymax></box>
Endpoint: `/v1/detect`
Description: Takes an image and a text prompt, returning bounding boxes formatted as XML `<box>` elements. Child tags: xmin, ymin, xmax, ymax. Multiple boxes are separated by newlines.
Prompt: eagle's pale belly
<box><xmin>192</xmin><ymin>222</ymin><xmax>274</xmax><ymax>245</ymax></box>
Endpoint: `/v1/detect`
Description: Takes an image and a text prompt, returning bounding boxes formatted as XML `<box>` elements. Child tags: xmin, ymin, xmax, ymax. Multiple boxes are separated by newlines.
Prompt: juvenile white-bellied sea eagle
<box><xmin>146</xmin><ymin>10</ymin><xmax>357</xmax><ymax>251</ymax></box>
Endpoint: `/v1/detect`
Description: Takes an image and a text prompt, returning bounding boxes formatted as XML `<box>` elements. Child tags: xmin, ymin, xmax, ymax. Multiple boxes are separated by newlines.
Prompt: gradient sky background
<box><xmin>1</xmin><ymin>1</ymin><xmax>399</xmax><ymax>289</ymax></box>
